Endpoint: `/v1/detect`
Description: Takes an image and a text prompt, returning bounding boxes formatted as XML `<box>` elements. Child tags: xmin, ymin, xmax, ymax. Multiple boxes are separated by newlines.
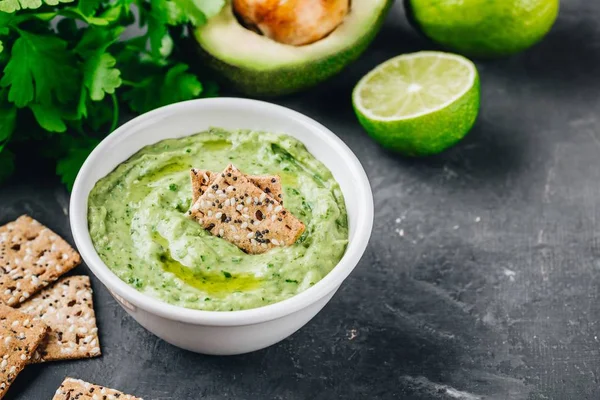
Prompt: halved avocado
<box><xmin>193</xmin><ymin>0</ymin><xmax>392</xmax><ymax>97</ymax></box>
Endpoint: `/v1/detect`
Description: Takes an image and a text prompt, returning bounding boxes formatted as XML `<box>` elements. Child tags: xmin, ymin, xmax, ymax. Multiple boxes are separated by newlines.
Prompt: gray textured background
<box><xmin>2</xmin><ymin>0</ymin><xmax>600</xmax><ymax>398</ymax></box>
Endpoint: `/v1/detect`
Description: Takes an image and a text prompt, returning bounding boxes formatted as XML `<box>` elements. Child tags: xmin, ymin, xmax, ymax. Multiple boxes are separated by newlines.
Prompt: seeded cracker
<box><xmin>18</xmin><ymin>276</ymin><xmax>100</xmax><ymax>363</ymax></box>
<box><xmin>0</xmin><ymin>303</ymin><xmax>48</xmax><ymax>398</ymax></box>
<box><xmin>0</xmin><ymin>215</ymin><xmax>81</xmax><ymax>306</ymax></box>
<box><xmin>190</xmin><ymin>169</ymin><xmax>284</xmax><ymax>204</ymax></box>
<box><xmin>53</xmin><ymin>377</ymin><xmax>143</xmax><ymax>400</ymax></box>
<box><xmin>190</xmin><ymin>164</ymin><xmax>305</xmax><ymax>254</ymax></box>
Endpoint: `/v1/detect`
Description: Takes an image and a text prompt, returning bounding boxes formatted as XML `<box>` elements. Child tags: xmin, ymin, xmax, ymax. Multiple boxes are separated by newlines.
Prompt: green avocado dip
<box><xmin>88</xmin><ymin>128</ymin><xmax>349</xmax><ymax>311</ymax></box>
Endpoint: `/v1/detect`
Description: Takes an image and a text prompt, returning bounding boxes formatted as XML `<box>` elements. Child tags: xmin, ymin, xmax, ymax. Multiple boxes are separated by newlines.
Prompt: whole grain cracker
<box><xmin>0</xmin><ymin>303</ymin><xmax>48</xmax><ymax>398</ymax></box>
<box><xmin>190</xmin><ymin>164</ymin><xmax>305</xmax><ymax>254</ymax></box>
<box><xmin>190</xmin><ymin>169</ymin><xmax>283</xmax><ymax>204</ymax></box>
<box><xmin>18</xmin><ymin>276</ymin><xmax>100</xmax><ymax>363</ymax></box>
<box><xmin>0</xmin><ymin>215</ymin><xmax>81</xmax><ymax>306</ymax></box>
<box><xmin>53</xmin><ymin>377</ymin><xmax>143</xmax><ymax>400</ymax></box>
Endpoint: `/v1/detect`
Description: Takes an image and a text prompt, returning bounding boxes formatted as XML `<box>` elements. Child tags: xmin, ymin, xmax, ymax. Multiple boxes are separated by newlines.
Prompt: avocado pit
<box><xmin>232</xmin><ymin>0</ymin><xmax>350</xmax><ymax>46</ymax></box>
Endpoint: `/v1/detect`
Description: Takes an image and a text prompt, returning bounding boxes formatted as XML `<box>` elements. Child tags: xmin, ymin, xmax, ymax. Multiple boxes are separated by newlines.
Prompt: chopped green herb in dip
<box><xmin>88</xmin><ymin>128</ymin><xmax>349</xmax><ymax>311</ymax></box>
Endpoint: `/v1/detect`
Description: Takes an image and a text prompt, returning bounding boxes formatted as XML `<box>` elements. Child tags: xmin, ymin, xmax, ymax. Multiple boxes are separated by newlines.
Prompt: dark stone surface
<box><xmin>2</xmin><ymin>1</ymin><xmax>600</xmax><ymax>399</ymax></box>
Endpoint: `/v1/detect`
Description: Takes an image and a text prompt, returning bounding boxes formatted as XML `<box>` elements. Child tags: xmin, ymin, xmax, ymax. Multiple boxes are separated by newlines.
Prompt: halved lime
<box><xmin>353</xmin><ymin>51</ymin><xmax>480</xmax><ymax>156</ymax></box>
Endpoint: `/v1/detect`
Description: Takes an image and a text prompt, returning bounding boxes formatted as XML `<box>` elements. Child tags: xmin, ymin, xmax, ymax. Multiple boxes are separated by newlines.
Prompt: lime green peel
<box><xmin>353</xmin><ymin>51</ymin><xmax>480</xmax><ymax>157</ymax></box>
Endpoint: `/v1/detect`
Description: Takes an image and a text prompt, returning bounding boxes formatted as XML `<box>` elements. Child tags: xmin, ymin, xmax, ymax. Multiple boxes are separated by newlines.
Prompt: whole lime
<box><xmin>353</xmin><ymin>51</ymin><xmax>480</xmax><ymax>157</ymax></box>
<box><xmin>405</xmin><ymin>0</ymin><xmax>560</xmax><ymax>58</ymax></box>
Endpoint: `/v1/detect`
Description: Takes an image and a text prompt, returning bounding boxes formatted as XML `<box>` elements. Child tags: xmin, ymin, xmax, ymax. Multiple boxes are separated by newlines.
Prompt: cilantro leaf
<box><xmin>1</xmin><ymin>31</ymin><xmax>79</xmax><ymax>108</ymax></box>
<box><xmin>56</xmin><ymin>138</ymin><xmax>99</xmax><ymax>191</ymax></box>
<box><xmin>71</xmin><ymin>27</ymin><xmax>123</xmax><ymax>120</ymax></box>
<box><xmin>84</xmin><ymin>53</ymin><xmax>122</xmax><ymax>101</ymax></box>
<box><xmin>29</xmin><ymin>103</ymin><xmax>67</xmax><ymax>132</ymax></box>
<box><xmin>162</xmin><ymin>63</ymin><xmax>203</xmax><ymax>104</ymax></box>
<box><xmin>0</xmin><ymin>0</ymin><xmax>73</xmax><ymax>13</ymax></box>
<box><xmin>123</xmin><ymin>63</ymin><xmax>202</xmax><ymax>113</ymax></box>
<box><xmin>0</xmin><ymin>148</ymin><xmax>15</xmax><ymax>184</ymax></box>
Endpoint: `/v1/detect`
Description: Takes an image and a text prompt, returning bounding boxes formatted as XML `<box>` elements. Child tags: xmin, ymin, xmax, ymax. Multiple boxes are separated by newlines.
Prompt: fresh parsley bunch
<box><xmin>0</xmin><ymin>0</ymin><xmax>224</xmax><ymax>188</ymax></box>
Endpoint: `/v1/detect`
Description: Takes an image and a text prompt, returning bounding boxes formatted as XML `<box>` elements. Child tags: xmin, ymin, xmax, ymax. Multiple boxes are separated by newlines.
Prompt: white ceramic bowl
<box><xmin>70</xmin><ymin>98</ymin><xmax>374</xmax><ymax>355</ymax></box>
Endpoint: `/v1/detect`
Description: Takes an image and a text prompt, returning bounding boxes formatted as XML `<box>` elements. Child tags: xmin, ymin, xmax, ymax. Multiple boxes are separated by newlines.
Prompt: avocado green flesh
<box><xmin>87</xmin><ymin>129</ymin><xmax>349</xmax><ymax>311</ymax></box>
<box><xmin>193</xmin><ymin>0</ymin><xmax>392</xmax><ymax>96</ymax></box>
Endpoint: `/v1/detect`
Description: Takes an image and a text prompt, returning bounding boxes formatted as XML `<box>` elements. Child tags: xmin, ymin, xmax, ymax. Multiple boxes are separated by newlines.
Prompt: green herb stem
<box><xmin>110</xmin><ymin>93</ymin><xmax>119</xmax><ymax>133</ymax></box>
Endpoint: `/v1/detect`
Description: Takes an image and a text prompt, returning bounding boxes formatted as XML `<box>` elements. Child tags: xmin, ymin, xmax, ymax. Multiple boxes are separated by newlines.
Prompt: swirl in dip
<box><xmin>87</xmin><ymin>128</ymin><xmax>349</xmax><ymax>311</ymax></box>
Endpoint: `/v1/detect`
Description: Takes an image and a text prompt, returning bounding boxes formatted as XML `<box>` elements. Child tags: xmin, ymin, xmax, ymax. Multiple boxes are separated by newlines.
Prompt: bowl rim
<box><xmin>70</xmin><ymin>98</ymin><xmax>374</xmax><ymax>326</ymax></box>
